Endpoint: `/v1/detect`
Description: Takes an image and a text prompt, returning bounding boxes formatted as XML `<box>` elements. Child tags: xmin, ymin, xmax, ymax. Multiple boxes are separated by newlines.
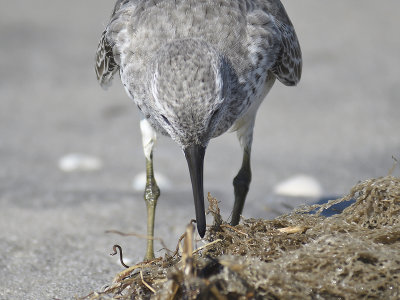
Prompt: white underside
<box><xmin>140</xmin><ymin>117</ymin><xmax>157</xmax><ymax>160</ymax></box>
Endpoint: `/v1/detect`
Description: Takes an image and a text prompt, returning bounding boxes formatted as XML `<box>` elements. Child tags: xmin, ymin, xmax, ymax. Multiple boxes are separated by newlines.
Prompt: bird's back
<box><xmin>107</xmin><ymin>1</ymin><xmax>248</xmax><ymax>86</ymax></box>
<box><xmin>96</xmin><ymin>0</ymin><xmax>302</xmax><ymax>93</ymax></box>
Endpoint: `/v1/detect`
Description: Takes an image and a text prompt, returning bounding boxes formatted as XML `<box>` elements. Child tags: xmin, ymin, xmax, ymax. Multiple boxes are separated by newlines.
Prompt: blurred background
<box><xmin>1</xmin><ymin>0</ymin><xmax>399</xmax><ymax>298</ymax></box>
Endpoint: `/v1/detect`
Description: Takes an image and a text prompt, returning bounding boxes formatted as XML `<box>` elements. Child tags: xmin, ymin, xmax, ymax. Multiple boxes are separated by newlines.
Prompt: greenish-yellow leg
<box><xmin>144</xmin><ymin>151</ymin><xmax>160</xmax><ymax>261</ymax></box>
<box><xmin>231</xmin><ymin>147</ymin><xmax>251</xmax><ymax>226</ymax></box>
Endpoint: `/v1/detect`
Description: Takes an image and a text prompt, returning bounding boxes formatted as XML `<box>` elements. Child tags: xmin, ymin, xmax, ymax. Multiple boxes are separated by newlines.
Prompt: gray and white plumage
<box><xmin>95</xmin><ymin>0</ymin><xmax>302</xmax><ymax>239</ymax></box>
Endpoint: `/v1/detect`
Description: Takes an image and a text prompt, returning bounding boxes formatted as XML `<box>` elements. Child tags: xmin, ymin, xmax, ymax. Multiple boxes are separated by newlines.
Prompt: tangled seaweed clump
<box><xmin>82</xmin><ymin>176</ymin><xmax>400</xmax><ymax>300</ymax></box>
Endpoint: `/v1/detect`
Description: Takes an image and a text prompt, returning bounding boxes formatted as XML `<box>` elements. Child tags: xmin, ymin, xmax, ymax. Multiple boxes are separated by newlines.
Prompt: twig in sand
<box><xmin>278</xmin><ymin>226</ymin><xmax>308</xmax><ymax>234</ymax></box>
<box><xmin>221</xmin><ymin>224</ymin><xmax>248</xmax><ymax>236</ymax></box>
<box><xmin>140</xmin><ymin>269</ymin><xmax>156</xmax><ymax>293</ymax></box>
<box><xmin>112</xmin><ymin>257</ymin><xmax>162</xmax><ymax>283</ymax></box>
<box><xmin>171</xmin><ymin>219</ymin><xmax>197</xmax><ymax>258</ymax></box>
<box><xmin>207</xmin><ymin>193</ymin><xmax>223</xmax><ymax>228</ymax></box>
<box><xmin>192</xmin><ymin>239</ymin><xmax>223</xmax><ymax>254</ymax></box>
<box><xmin>171</xmin><ymin>232</ymin><xmax>187</xmax><ymax>258</ymax></box>
<box><xmin>388</xmin><ymin>155</ymin><xmax>398</xmax><ymax>176</ymax></box>
<box><xmin>182</xmin><ymin>222</ymin><xmax>195</xmax><ymax>276</ymax></box>
<box><xmin>105</xmin><ymin>230</ymin><xmax>172</xmax><ymax>255</ymax></box>
<box><xmin>168</xmin><ymin>283</ymin><xmax>180</xmax><ymax>300</ymax></box>
<box><xmin>110</xmin><ymin>244</ymin><xmax>130</xmax><ymax>268</ymax></box>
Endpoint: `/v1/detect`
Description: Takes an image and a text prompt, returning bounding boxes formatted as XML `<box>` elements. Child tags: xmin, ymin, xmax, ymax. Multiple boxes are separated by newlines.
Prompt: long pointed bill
<box><xmin>184</xmin><ymin>144</ymin><xmax>206</xmax><ymax>238</ymax></box>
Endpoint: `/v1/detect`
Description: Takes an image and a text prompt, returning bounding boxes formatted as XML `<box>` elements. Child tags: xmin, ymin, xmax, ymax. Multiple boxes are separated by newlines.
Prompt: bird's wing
<box><xmin>245</xmin><ymin>1</ymin><xmax>302</xmax><ymax>86</ymax></box>
<box><xmin>271</xmin><ymin>17</ymin><xmax>302</xmax><ymax>86</ymax></box>
<box><xmin>111</xmin><ymin>0</ymin><xmax>132</xmax><ymax>15</ymax></box>
<box><xmin>95</xmin><ymin>29</ymin><xmax>118</xmax><ymax>89</ymax></box>
<box><xmin>95</xmin><ymin>0</ymin><xmax>134</xmax><ymax>89</ymax></box>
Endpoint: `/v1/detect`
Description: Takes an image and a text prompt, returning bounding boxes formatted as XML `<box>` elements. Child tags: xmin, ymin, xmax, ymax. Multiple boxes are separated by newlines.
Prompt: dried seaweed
<box><xmin>80</xmin><ymin>176</ymin><xmax>400</xmax><ymax>300</ymax></box>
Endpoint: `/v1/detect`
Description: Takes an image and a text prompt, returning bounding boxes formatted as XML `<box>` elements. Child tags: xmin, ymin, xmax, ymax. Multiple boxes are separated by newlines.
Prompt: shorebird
<box><xmin>96</xmin><ymin>0</ymin><xmax>301</xmax><ymax>260</ymax></box>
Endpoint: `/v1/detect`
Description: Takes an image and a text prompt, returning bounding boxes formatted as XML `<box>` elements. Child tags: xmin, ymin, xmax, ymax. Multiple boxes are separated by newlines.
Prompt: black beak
<box><xmin>184</xmin><ymin>144</ymin><xmax>206</xmax><ymax>238</ymax></box>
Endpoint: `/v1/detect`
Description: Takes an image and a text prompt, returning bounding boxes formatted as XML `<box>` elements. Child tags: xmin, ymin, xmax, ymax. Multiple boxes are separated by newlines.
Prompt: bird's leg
<box><xmin>231</xmin><ymin>118</ymin><xmax>254</xmax><ymax>226</ymax></box>
<box><xmin>144</xmin><ymin>150</ymin><xmax>160</xmax><ymax>260</ymax></box>
<box><xmin>140</xmin><ymin>118</ymin><xmax>159</xmax><ymax>261</ymax></box>
<box><xmin>231</xmin><ymin>146</ymin><xmax>252</xmax><ymax>226</ymax></box>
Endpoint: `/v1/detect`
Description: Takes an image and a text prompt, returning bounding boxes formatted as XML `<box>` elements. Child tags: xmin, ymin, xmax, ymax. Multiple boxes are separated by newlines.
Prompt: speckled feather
<box><xmin>95</xmin><ymin>0</ymin><xmax>302</xmax><ymax>147</ymax></box>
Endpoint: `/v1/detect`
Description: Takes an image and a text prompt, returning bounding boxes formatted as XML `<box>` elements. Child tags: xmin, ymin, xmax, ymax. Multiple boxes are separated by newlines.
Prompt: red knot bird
<box><xmin>96</xmin><ymin>0</ymin><xmax>302</xmax><ymax>260</ymax></box>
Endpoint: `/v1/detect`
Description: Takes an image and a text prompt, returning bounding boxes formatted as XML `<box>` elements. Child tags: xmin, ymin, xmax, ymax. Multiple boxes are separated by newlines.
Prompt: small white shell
<box><xmin>58</xmin><ymin>153</ymin><xmax>103</xmax><ymax>172</ymax></box>
<box><xmin>273</xmin><ymin>175</ymin><xmax>323</xmax><ymax>198</ymax></box>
